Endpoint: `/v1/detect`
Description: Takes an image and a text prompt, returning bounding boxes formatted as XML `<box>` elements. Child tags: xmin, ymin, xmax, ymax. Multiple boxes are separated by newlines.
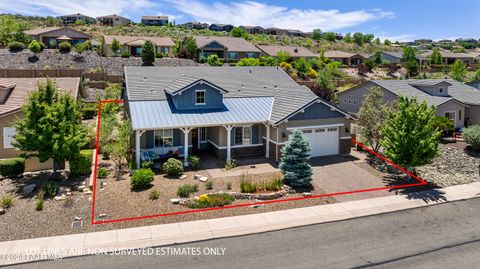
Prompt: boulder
<box><xmin>54</xmin><ymin>194</ymin><xmax>66</xmax><ymax>201</ymax></box>
<box><xmin>170</xmin><ymin>198</ymin><xmax>181</xmax><ymax>204</ymax></box>
<box><xmin>194</xmin><ymin>175</ymin><xmax>202</xmax><ymax>180</ymax></box>
<box><xmin>302</xmin><ymin>192</ymin><xmax>312</xmax><ymax>197</ymax></box>
<box><xmin>199</xmin><ymin>176</ymin><xmax>208</xmax><ymax>182</ymax></box>
<box><xmin>74</xmin><ymin>216</ymin><xmax>82</xmax><ymax>221</ymax></box>
<box><xmin>98</xmin><ymin>213</ymin><xmax>107</xmax><ymax>218</ymax></box>
<box><xmin>0</xmin><ymin>208</ymin><xmax>5</xmax><ymax>215</ymax></box>
<box><xmin>180</xmin><ymin>175</ymin><xmax>187</xmax><ymax>180</ymax></box>
<box><xmin>22</xmin><ymin>184</ymin><xmax>36</xmax><ymax>195</ymax></box>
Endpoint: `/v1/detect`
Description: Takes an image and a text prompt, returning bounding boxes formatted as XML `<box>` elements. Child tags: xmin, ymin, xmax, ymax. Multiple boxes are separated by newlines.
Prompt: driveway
<box><xmin>311</xmin><ymin>155</ymin><xmax>393</xmax><ymax>202</ymax></box>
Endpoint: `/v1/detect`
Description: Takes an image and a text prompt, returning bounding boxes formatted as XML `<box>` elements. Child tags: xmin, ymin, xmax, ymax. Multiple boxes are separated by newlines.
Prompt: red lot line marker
<box><xmin>91</xmin><ymin>100</ymin><xmax>429</xmax><ymax>225</ymax></box>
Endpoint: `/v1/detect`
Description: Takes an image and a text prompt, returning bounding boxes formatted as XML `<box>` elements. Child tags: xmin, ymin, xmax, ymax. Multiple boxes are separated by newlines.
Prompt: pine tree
<box><xmin>110</xmin><ymin>38</ymin><xmax>120</xmax><ymax>57</ymax></box>
<box><xmin>279</xmin><ymin>129</ymin><xmax>313</xmax><ymax>187</ymax></box>
<box><xmin>380</xmin><ymin>96</ymin><xmax>441</xmax><ymax>168</ymax></box>
<box><xmin>141</xmin><ymin>40</ymin><xmax>156</xmax><ymax>66</ymax></box>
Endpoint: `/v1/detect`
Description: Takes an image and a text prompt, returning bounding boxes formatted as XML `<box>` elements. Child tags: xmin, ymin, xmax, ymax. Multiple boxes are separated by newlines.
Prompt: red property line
<box><xmin>91</xmin><ymin>100</ymin><xmax>429</xmax><ymax>225</ymax></box>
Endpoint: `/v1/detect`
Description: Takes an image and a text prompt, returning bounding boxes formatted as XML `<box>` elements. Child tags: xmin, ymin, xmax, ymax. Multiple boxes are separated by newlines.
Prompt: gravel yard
<box><xmin>417</xmin><ymin>143</ymin><xmax>480</xmax><ymax>187</ymax></box>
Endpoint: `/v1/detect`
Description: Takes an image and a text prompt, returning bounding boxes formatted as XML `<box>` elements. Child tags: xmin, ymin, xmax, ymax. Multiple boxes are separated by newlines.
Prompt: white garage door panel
<box><xmin>300</xmin><ymin>127</ymin><xmax>339</xmax><ymax>157</ymax></box>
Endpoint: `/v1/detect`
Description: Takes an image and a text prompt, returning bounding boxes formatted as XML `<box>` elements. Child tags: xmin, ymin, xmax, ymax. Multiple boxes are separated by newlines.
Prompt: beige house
<box><xmin>0</xmin><ymin>78</ymin><xmax>80</xmax><ymax>172</ymax></box>
<box><xmin>102</xmin><ymin>35</ymin><xmax>175</xmax><ymax>57</ymax></box>
<box><xmin>24</xmin><ymin>27</ymin><xmax>91</xmax><ymax>48</ymax></box>
<box><xmin>256</xmin><ymin>45</ymin><xmax>318</xmax><ymax>59</ymax></box>
<box><xmin>324</xmin><ymin>50</ymin><xmax>366</xmax><ymax>66</ymax></box>
<box><xmin>96</xmin><ymin>14</ymin><xmax>131</xmax><ymax>26</ymax></box>
<box><xmin>194</xmin><ymin>36</ymin><xmax>261</xmax><ymax>61</ymax></box>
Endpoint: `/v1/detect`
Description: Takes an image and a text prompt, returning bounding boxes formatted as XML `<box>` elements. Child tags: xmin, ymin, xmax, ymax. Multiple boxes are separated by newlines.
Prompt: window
<box><xmin>154</xmin><ymin>129</ymin><xmax>173</xmax><ymax>147</ymax></box>
<box><xmin>246</xmin><ymin>52</ymin><xmax>255</xmax><ymax>58</ymax></box>
<box><xmin>302</xmin><ymin>129</ymin><xmax>313</xmax><ymax>134</ymax></box>
<box><xmin>314</xmin><ymin>129</ymin><xmax>325</xmax><ymax>133</ymax></box>
<box><xmin>445</xmin><ymin>112</ymin><xmax>456</xmax><ymax>122</ymax></box>
<box><xmin>199</xmin><ymin>127</ymin><xmax>207</xmax><ymax>143</ymax></box>
<box><xmin>459</xmin><ymin>110</ymin><xmax>462</xmax><ymax>121</ymax></box>
<box><xmin>234</xmin><ymin>126</ymin><xmax>252</xmax><ymax>145</ymax></box>
<box><xmin>327</xmin><ymin>127</ymin><xmax>337</xmax><ymax>132</ymax></box>
<box><xmin>3</xmin><ymin>127</ymin><xmax>16</xmax><ymax>149</ymax></box>
<box><xmin>195</xmin><ymin>90</ymin><xmax>205</xmax><ymax>105</ymax></box>
<box><xmin>439</xmin><ymin>87</ymin><xmax>444</xmax><ymax>94</ymax></box>
<box><xmin>228</xmin><ymin>52</ymin><xmax>238</xmax><ymax>60</ymax></box>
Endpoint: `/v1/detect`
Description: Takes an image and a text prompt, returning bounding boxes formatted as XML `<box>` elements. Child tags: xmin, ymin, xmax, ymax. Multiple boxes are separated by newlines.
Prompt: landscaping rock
<box><xmin>194</xmin><ymin>175</ymin><xmax>202</xmax><ymax>180</ymax></box>
<box><xmin>74</xmin><ymin>216</ymin><xmax>82</xmax><ymax>221</ymax></box>
<box><xmin>54</xmin><ymin>194</ymin><xmax>66</xmax><ymax>201</ymax></box>
<box><xmin>199</xmin><ymin>176</ymin><xmax>208</xmax><ymax>182</ymax></box>
<box><xmin>59</xmin><ymin>187</ymin><xmax>71</xmax><ymax>193</ymax></box>
<box><xmin>303</xmin><ymin>192</ymin><xmax>312</xmax><ymax>197</ymax></box>
<box><xmin>98</xmin><ymin>213</ymin><xmax>107</xmax><ymax>218</ymax></box>
<box><xmin>180</xmin><ymin>175</ymin><xmax>187</xmax><ymax>179</ymax></box>
<box><xmin>0</xmin><ymin>208</ymin><xmax>5</xmax><ymax>215</ymax></box>
<box><xmin>170</xmin><ymin>198</ymin><xmax>181</xmax><ymax>204</ymax></box>
<box><xmin>250</xmin><ymin>204</ymin><xmax>264</xmax><ymax>208</ymax></box>
<box><xmin>22</xmin><ymin>184</ymin><xmax>36</xmax><ymax>195</ymax></box>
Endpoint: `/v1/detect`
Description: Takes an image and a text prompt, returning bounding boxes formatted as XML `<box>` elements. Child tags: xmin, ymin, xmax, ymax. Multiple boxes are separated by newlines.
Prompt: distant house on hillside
<box><xmin>96</xmin><ymin>14</ymin><xmax>131</xmax><ymax>26</ymax></box>
<box><xmin>208</xmin><ymin>24</ymin><xmax>234</xmax><ymax>32</ymax></box>
<box><xmin>141</xmin><ymin>16</ymin><xmax>169</xmax><ymax>26</ymax></box>
<box><xmin>24</xmin><ymin>27</ymin><xmax>91</xmax><ymax>48</ymax></box>
<box><xmin>264</xmin><ymin>27</ymin><xmax>305</xmax><ymax>37</ymax></box>
<box><xmin>239</xmin><ymin>26</ymin><xmax>264</xmax><ymax>34</ymax></box>
<box><xmin>418</xmin><ymin>50</ymin><xmax>477</xmax><ymax>65</ymax></box>
<box><xmin>58</xmin><ymin>13</ymin><xmax>96</xmax><ymax>25</ymax></box>
<box><xmin>103</xmin><ymin>35</ymin><xmax>175</xmax><ymax>57</ymax></box>
<box><xmin>256</xmin><ymin>45</ymin><xmax>318</xmax><ymax>59</ymax></box>
<box><xmin>324</xmin><ymin>51</ymin><xmax>366</xmax><ymax>66</ymax></box>
<box><xmin>194</xmin><ymin>36</ymin><xmax>260</xmax><ymax>61</ymax></box>
<box><xmin>178</xmin><ymin>22</ymin><xmax>209</xmax><ymax>30</ymax></box>
<box><xmin>368</xmin><ymin>51</ymin><xmax>403</xmax><ymax>64</ymax></box>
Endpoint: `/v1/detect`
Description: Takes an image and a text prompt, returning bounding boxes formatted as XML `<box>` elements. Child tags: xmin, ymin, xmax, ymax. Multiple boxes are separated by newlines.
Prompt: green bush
<box><xmin>130</xmin><ymin>168</ymin><xmax>155</xmax><ymax>190</ymax></box>
<box><xmin>82</xmin><ymin>103</ymin><xmax>97</xmax><ymax>120</ymax></box>
<box><xmin>149</xmin><ymin>190</ymin><xmax>160</xmax><ymax>200</ymax></box>
<box><xmin>240</xmin><ymin>177</ymin><xmax>283</xmax><ymax>193</ymax></box>
<box><xmin>264</xmin><ymin>178</ymin><xmax>283</xmax><ymax>191</ymax></box>
<box><xmin>141</xmin><ymin>160</ymin><xmax>154</xmax><ymax>170</ymax></box>
<box><xmin>226</xmin><ymin>182</ymin><xmax>232</xmax><ymax>190</ymax></box>
<box><xmin>225</xmin><ymin>159</ymin><xmax>237</xmax><ymax>170</ymax></box>
<box><xmin>97</xmin><ymin>167</ymin><xmax>109</xmax><ymax>179</ymax></box>
<box><xmin>185</xmin><ymin>193</ymin><xmax>235</xmax><ymax>209</ymax></box>
<box><xmin>69</xmin><ymin>150</ymin><xmax>92</xmax><ymax>177</ymax></box>
<box><xmin>205</xmin><ymin>180</ymin><xmax>213</xmax><ymax>190</ymax></box>
<box><xmin>8</xmin><ymin>41</ymin><xmax>25</xmax><ymax>52</ymax></box>
<box><xmin>35</xmin><ymin>199</ymin><xmax>44</xmax><ymax>211</ymax></box>
<box><xmin>0</xmin><ymin>158</ymin><xmax>25</xmax><ymax>178</ymax></box>
<box><xmin>0</xmin><ymin>194</ymin><xmax>14</xmax><ymax>208</ymax></box>
<box><xmin>121</xmin><ymin>52</ymin><xmax>130</xmax><ymax>58</ymax></box>
<box><xmin>42</xmin><ymin>181</ymin><xmax>59</xmax><ymax>198</ymax></box>
<box><xmin>58</xmin><ymin>41</ymin><xmax>71</xmax><ymax>53</ymax></box>
<box><xmin>463</xmin><ymin>125</ymin><xmax>480</xmax><ymax>150</ymax></box>
<box><xmin>38</xmin><ymin>41</ymin><xmax>46</xmax><ymax>52</ymax></box>
<box><xmin>187</xmin><ymin>155</ymin><xmax>200</xmax><ymax>170</ymax></box>
<box><xmin>240</xmin><ymin>180</ymin><xmax>257</xmax><ymax>193</ymax></box>
<box><xmin>162</xmin><ymin>158</ymin><xmax>183</xmax><ymax>177</ymax></box>
<box><xmin>176</xmin><ymin>184</ymin><xmax>198</xmax><ymax>198</ymax></box>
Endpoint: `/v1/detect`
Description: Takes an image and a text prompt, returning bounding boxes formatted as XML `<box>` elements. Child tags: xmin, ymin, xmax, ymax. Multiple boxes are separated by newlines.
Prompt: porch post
<box><xmin>135</xmin><ymin>130</ymin><xmax>141</xmax><ymax>169</ymax></box>
<box><xmin>264</xmin><ymin>123</ymin><xmax>270</xmax><ymax>158</ymax></box>
<box><xmin>223</xmin><ymin>125</ymin><xmax>234</xmax><ymax>162</ymax></box>
<box><xmin>180</xmin><ymin>127</ymin><xmax>192</xmax><ymax>166</ymax></box>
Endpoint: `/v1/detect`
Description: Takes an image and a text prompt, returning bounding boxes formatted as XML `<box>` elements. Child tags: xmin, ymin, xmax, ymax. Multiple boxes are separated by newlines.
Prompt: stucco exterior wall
<box><xmin>339</xmin><ymin>83</ymin><xmax>397</xmax><ymax>114</ymax></box>
<box><xmin>465</xmin><ymin>105</ymin><xmax>480</xmax><ymax>127</ymax></box>
<box><xmin>437</xmin><ymin>100</ymin><xmax>465</xmax><ymax>128</ymax></box>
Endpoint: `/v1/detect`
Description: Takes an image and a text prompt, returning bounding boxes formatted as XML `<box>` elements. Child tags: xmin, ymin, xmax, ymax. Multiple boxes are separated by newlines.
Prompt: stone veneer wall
<box><xmin>339</xmin><ymin>138</ymin><xmax>351</xmax><ymax>155</ymax></box>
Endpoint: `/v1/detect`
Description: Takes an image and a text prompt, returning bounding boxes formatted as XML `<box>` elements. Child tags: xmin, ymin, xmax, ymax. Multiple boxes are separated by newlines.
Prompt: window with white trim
<box><xmin>199</xmin><ymin>127</ymin><xmax>207</xmax><ymax>143</ymax></box>
<box><xmin>3</xmin><ymin>127</ymin><xmax>16</xmax><ymax>149</ymax></box>
<box><xmin>439</xmin><ymin>87</ymin><xmax>444</xmax><ymax>94</ymax></box>
<box><xmin>154</xmin><ymin>129</ymin><xmax>173</xmax><ymax>147</ymax></box>
<box><xmin>234</xmin><ymin>126</ymin><xmax>252</xmax><ymax>145</ymax></box>
<box><xmin>195</xmin><ymin>90</ymin><xmax>205</xmax><ymax>105</ymax></box>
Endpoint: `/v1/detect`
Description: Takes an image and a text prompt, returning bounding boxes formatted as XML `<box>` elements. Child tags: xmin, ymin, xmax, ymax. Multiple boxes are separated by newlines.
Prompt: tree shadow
<box><xmin>464</xmin><ymin>146</ymin><xmax>480</xmax><ymax>158</ymax></box>
<box><xmin>27</xmin><ymin>55</ymin><xmax>39</xmax><ymax>63</ymax></box>
<box><xmin>383</xmin><ymin>174</ymin><xmax>447</xmax><ymax>203</ymax></box>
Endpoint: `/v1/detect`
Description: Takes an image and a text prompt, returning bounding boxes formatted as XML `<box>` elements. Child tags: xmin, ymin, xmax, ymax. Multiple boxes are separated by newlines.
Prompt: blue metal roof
<box><xmin>129</xmin><ymin>97</ymin><xmax>273</xmax><ymax>130</ymax></box>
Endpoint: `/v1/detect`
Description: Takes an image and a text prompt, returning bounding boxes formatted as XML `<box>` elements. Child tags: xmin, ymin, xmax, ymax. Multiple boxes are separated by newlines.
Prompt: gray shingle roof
<box><xmin>124</xmin><ymin>66</ymin><xmax>326</xmax><ymax>125</ymax></box>
<box><xmin>194</xmin><ymin>36</ymin><xmax>260</xmax><ymax>52</ymax></box>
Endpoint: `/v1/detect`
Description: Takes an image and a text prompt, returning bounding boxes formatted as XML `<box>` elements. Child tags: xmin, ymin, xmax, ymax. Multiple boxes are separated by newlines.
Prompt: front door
<box><xmin>191</xmin><ymin>128</ymin><xmax>199</xmax><ymax>151</ymax></box>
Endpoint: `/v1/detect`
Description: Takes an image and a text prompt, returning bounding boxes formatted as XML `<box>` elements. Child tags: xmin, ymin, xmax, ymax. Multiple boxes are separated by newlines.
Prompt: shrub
<box><xmin>82</xmin><ymin>103</ymin><xmax>97</xmax><ymax>120</ymax></box>
<box><xmin>463</xmin><ymin>125</ymin><xmax>480</xmax><ymax>150</ymax></box>
<box><xmin>225</xmin><ymin>159</ymin><xmax>237</xmax><ymax>170</ymax></box>
<box><xmin>35</xmin><ymin>199</ymin><xmax>44</xmax><ymax>211</ymax></box>
<box><xmin>28</xmin><ymin>40</ymin><xmax>42</xmax><ymax>54</ymax></box>
<box><xmin>0</xmin><ymin>194</ymin><xmax>14</xmax><ymax>208</ymax></box>
<box><xmin>130</xmin><ymin>168</ymin><xmax>155</xmax><ymax>190</ymax></box>
<box><xmin>38</xmin><ymin>42</ymin><xmax>46</xmax><ymax>52</ymax></box>
<box><xmin>240</xmin><ymin>180</ymin><xmax>257</xmax><ymax>193</ymax></box>
<box><xmin>42</xmin><ymin>181</ymin><xmax>59</xmax><ymax>198</ymax></box>
<box><xmin>8</xmin><ymin>41</ymin><xmax>25</xmax><ymax>52</ymax></box>
<box><xmin>162</xmin><ymin>158</ymin><xmax>183</xmax><ymax>177</ymax></box>
<box><xmin>205</xmin><ymin>180</ymin><xmax>213</xmax><ymax>190</ymax></box>
<box><xmin>141</xmin><ymin>160</ymin><xmax>154</xmax><ymax>170</ymax></box>
<box><xmin>306</xmin><ymin>68</ymin><xmax>318</xmax><ymax>78</ymax></box>
<box><xmin>187</xmin><ymin>155</ymin><xmax>200</xmax><ymax>170</ymax></box>
<box><xmin>121</xmin><ymin>52</ymin><xmax>130</xmax><ymax>58</ymax></box>
<box><xmin>176</xmin><ymin>184</ymin><xmax>198</xmax><ymax>198</ymax></box>
<box><xmin>240</xmin><ymin>177</ymin><xmax>283</xmax><ymax>193</ymax></box>
<box><xmin>226</xmin><ymin>182</ymin><xmax>232</xmax><ymax>190</ymax></box>
<box><xmin>207</xmin><ymin>54</ymin><xmax>223</xmax><ymax>66</ymax></box>
<box><xmin>149</xmin><ymin>190</ymin><xmax>160</xmax><ymax>200</ymax></box>
<box><xmin>58</xmin><ymin>41</ymin><xmax>71</xmax><ymax>53</ymax></box>
<box><xmin>0</xmin><ymin>158</ymin><xmax>25</xmax><ymax>178</ymax></box>
<box><xmin>185</xmin><ymin>193</ymin><xmax>235</xmax><ymax>209</ymax></box>
<box><xmin>69</xmin><ymin>149</ymin><xmax>93</xmax><ymax>177</ymax></box>
<box><xmin>97</xmin><ymin>168</ymin><xmax>109</xmax><ymax>179</ymax></box>
<box><xmin>264</xmin><ymin>178</ymin><xmax>283</xmax><ymax>191</ymax></box>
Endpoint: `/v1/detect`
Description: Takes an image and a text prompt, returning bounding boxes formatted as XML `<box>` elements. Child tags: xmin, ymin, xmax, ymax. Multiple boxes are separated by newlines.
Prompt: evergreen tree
<box><xmin>141</xmin><ymin>40</ymin><xmax>156</xmax><ymax>66</ymax></box>
<box><xmin>430</xmin><ymin>48</ymin><xmax>443</xmax><ymax>65</ymax></box>
<box><xmin>384</xmin><ymin>39</ymin><xmax>392</xmax><ymax>46</ymax></box>
<box><xmin>110</xmin><ymin>38</ymin><xmax>121</xmax><ymax>57</ymax></box>
<box><xmin>279</xmin><ymin>129</ymin><xmax>313</xmax><ymax>187</ymax></box>
<box><xmin>13</xmin><ymin>79</ymin><xmax>88</xmax><ymax>175</ymax></box>
<box><xmin>174</xmin><ymin>36</ymin><xmax>197</xmax><ymax>59</ymax></box>
<box><xmin>380</xmin><ymin>96</ymin><xmax>441</xmax><ymax>168</ymax></box>
<box><xmin>450</xmin><ymin>60</ymin><xmax>467</xmax><ymax>82</ymax></box>
<box><xmin>374</xmin><ymin>51</ymin><xmax>382</xmax><ymax>65</ymax></box>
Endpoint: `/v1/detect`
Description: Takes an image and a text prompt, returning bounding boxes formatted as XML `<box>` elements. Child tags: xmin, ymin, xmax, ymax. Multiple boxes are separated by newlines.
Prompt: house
<box><xmin>178</xmin><ymin>22</ymin><xmax>209</xmax><ymax>30</ymax></box>
<box><xmin>256</xmin><ymin>45</ymin><xmax>318</xmax><ymax>59</ymax></box>
<box><xmin>285</xmin><ymin>29</ymin><xmax>306</xmax><ymax>37</ymax></box>
<box><xmin>239</xmin><ymin>26</ymin><xmax>264</xmax><ymax>34</ymax></box>
<box><xmin>24</xmin><ymin>27</ymin><xmax>91</xmax><ymax>48</ymax></box>
<box><xmin>467</xmin><ymin>80</ymin><xmax>480</xmax><ymax>90</ymax></box>
<box><xmin>103</xmin><ymin>35</ymin><xmax>175</xmax><ymax>57</ymax></box>
<box><xmin>418</xmin><ymin>50</ymin><xmax>477</xmax><ymax>65</ymax></box>
<box><xmin>96</xmin><ymin>14</ymin><xmax>131</xmax><ymax>26</ymax></box>
<box><xmin>124</xmin><ymin>66</ymin><xmax>353</xmax><ymax>168</ymax></box>
<box><xmin>208</xmin><ymin>24</ymin><xmax>234</xmax><ymax>32</ymax></box>
<box><xmin>324</xmin><ymin>51</ymin><xmax>366</xmax><ymax>66</ymax></box>
<box><xmin>58</xmin><ymin>13</ymin><xmax>96</xmax><ymax>25</ymax></box>
<box><xmin>0</xmin><ymin>78</ymin><xmax>80</xmax><ymax>172</ymax></box>
<box><xmin>368</xmin><ymin>51</ymin><xmax>403</xmax><ymax>64</ymax></box>
<box><xmin>264</xmin><ymin>27</ymin><xmax>288</xmax><ymax>36</ymax></box>
<box><xmin>194</xmin><ymin>36</ymin><xmax>261</xmax><ymax>61</ymax></box>
<box><xmin>338</xmin><ymin>79</ymin><xmax>480</xmax><ymax>129</ymax></box>
<box><xmin>141</xmin><ymin>16</ymin><xmax>169</xmax><ymax>26</ymax></box>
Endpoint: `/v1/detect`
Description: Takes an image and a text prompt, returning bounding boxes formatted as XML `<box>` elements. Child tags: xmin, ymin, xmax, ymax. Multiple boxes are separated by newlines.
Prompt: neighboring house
<box><xmin>324</xmin><ymin>51</ymin><xmax>366</xmax><ymax>66</ymax></box>
<box><xmin>264</xmin><ymin>27</ymin><xmax>289</xmax><ymax>36</ymax></box>
<box><xmin>24</xmin><ymin>27</ymin><xmax>91</xmax><ymax>48</ymax></box>
<box><xmin>338</xmin><ymin>79</ymin><xmax>480</xmax><ymax>129</ymax></box>
<box><xmin>124</xmin><ymin>66</ymin><xmax>353</xmax><ymax>168</ymax></box>
<box><xmin>467</xmin><ymin>79</ymin><xmax>480</xmax><ymax>90</ymax></box>
<box><xmin>368</xmin><ymin>51</ymin><xmax>403</xmax><ymax>64</ymax></box>
<box><xmin>178</xmin><ymin>22</ymin><xmax>209</xmax><ymax>30</ymax></box>
<box><xmin>256</xmin><ymin>45</ymin><xmax>318</xmax><ymax>59</ymax></box>
<box><xmin>208</xmin><ymin>24</ymin><xmax>234</xmax><ymax>32</ymax></box>
<box><xmin>194</xmin><ymin>36</ymin><xmax>261</xmax><ymax>61</ymax></box>
<box><xmin>285</xmin><ymin>29</ymin><xmax>306</xmax><ymax>37</ymax></box>
<box><xmin>103</xmin><ymin>35</ymin><xmax>175</xmax><ymax>57</ymax></box>
<box><xmin>418</xmin><ymin>50</ymin><xmax>477</xmax><ymax>65</ymax></box>
<box><xmin>96</xmin><ymin>14</ymin><xmax>131</xmax><ymax>26</ymax></box>
<box><xmin>239</xmin><ymin>26</ymin><xmax>264</xmax><ymax>34</ymax></box>
<box><xmin>58</xmin><ymin>13</ymin><xmax>96</xmax><ymax>25</ymax></box>
<box><xmin>0</xmin><ymin>78</ymin><xmax>80</xmax><ymax>172</ymax></box>
<box><xmin>141</xmin><ymin>16</ymin><xmax>169</xmax><ymax>26</ymax></box>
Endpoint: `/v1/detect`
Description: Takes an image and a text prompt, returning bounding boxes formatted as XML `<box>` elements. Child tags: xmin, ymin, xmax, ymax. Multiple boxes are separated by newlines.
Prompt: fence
<box><xmin>0</xmin><ymin>69</ymin><xmax>123</xmax><ymax>84</ymax></box>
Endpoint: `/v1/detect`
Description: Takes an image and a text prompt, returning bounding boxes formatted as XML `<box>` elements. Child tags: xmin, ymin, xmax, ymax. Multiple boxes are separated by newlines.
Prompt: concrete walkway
<box><xmin>1</xmin><ymin>182</ymin><xmax>479</xmax><ymax>266</ymax></box>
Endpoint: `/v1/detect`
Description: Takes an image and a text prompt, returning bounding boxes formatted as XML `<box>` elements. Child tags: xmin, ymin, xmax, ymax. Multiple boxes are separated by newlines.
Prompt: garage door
<box><xmin>295</xmin><ymin>127</ymin><xmax>339</xmax><ymax>157</ymax></box>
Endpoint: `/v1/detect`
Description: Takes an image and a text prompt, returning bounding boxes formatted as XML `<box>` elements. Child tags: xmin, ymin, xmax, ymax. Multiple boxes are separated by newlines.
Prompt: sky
<box><xmin>0</xmin><ymin>0</ymin><xmax>479</xmax><ymax>41</ymax></box>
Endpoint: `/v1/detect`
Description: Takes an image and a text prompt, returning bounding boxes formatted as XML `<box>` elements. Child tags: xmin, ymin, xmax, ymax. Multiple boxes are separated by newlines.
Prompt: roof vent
<box><xmin>249</xmin><ymin>69</ymin><xmax>252</xmax><ymax>74</ymax></box>
<box><xmin>143</xmin><ymin>76</ymin><xmax>147</xmax><ymax>81</ymax></box>
<box><xmin>294</xmin><ymin>48</ymin><xmax>298</xmax><ymax>53</ymax></box>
